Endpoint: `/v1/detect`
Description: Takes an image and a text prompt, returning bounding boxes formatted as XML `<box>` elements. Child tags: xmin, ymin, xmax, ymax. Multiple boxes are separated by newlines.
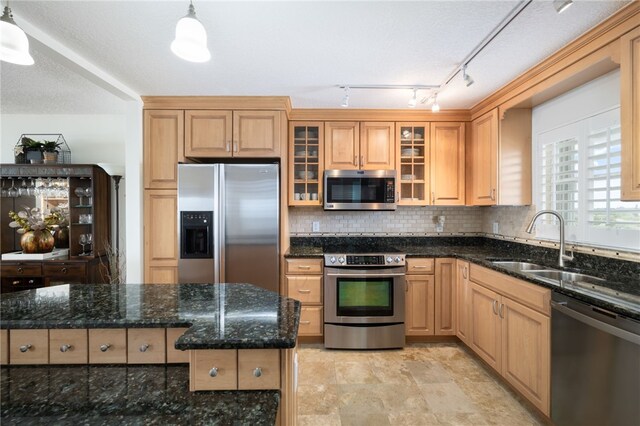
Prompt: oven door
<box><xmin>324</xmin><ymin>267</ymin><xmax>405</xmax><ymax>324</ymax></box>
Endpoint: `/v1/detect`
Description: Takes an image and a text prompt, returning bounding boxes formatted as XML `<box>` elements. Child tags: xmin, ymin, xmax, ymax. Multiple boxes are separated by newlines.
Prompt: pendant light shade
<box><xmin>171</xmin><ymin>2</ymin><xmax>211</xmax><ymax>63</ymax></box>
<box><xmin>0</xmin><ymin>6</ymin><xmax>34</xmax><ymax>66</ymax></box>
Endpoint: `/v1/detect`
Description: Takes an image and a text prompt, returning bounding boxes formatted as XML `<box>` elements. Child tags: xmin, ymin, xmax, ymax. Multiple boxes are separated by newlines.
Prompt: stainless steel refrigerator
<box><xmin>177</xmin><ymin>164</ymin><xmax>279</xmax><ymax>293</ymax></box>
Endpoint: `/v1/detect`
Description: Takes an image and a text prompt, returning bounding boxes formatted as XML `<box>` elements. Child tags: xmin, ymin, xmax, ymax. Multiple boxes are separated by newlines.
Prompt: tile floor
<box><xmin>296</xmin><ymin>342</ymin><xmax>547</xmax><ymax>426</ymax></box>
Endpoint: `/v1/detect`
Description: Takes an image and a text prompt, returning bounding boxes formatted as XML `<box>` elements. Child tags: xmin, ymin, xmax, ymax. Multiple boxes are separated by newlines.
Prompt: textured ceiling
<box><xmin>0</xmin><ymin>0</ymin><xmax>631</xmax><ymax>114</ymax></box>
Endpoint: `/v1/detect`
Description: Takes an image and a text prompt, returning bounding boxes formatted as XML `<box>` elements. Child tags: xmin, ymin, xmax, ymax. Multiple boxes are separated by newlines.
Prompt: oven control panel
<box><xmin>324</xmin><ymin>254</ymin><xmax>405</xmax><ymax>267</ymax></box>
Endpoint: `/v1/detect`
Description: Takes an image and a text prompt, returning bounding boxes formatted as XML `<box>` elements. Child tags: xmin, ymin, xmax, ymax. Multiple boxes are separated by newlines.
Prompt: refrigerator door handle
<box><xmin>218</xmin><ymin>165</ymin><xmax>225</xmax><ymax>283</ymax></box>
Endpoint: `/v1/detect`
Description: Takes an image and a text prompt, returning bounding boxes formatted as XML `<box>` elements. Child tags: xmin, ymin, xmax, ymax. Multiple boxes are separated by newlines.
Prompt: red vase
<box><xmin>20</xmin><ymin>230</ymin><xmax>55</xmax><ymax>253</ymax></box>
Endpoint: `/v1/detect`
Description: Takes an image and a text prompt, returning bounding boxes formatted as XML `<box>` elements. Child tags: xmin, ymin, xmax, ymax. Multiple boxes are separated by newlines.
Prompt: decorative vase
<box><xmin>20</xmin><ymin>230</ymin><xmax>55</xmax><ymax>254</ymax></box>
<box><xmin>43</xmin><ymin>151</ymin><xmax>58</xmax><ymax>164</ymax></box>
<box><xmin>54</xmin><ymin>226</ymin><xmax>69</xmax><ymax>248</ymax></box>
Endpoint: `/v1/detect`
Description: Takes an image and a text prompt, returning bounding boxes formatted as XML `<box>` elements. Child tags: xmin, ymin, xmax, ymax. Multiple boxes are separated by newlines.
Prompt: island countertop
<box><xmin>0</xmin><ymin>283</ymin><xmax>302</xmax><ymax>350</ymax></box>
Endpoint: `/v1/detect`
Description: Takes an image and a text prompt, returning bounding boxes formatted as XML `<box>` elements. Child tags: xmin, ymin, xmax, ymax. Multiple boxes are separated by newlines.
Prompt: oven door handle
<box><xmin>325</xmin><ymin>272</ymin><xmax>406</xmax><ymax>277</ymax></box>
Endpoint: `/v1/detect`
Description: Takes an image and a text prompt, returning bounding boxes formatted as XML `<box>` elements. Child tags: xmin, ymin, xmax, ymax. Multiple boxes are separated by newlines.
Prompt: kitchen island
<box><xmin>0</xmin><ymin>283</ymin><xmax>301</xmax><ymax>425</ymax></box>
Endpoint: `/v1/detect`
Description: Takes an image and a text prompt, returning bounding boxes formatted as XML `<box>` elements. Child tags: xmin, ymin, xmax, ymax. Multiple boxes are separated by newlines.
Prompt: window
<box><xmin>533</xmin><ymin>71</ymin><xmax>640</xmax><ymax>252</ymax></box>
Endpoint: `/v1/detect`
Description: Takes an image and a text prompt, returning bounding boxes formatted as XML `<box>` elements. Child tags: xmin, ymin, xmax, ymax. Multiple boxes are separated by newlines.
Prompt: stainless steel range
<box><xmin>324</xmin><ymin>251</ymin><xmax>406</xmax><ymax>349</ymax></box>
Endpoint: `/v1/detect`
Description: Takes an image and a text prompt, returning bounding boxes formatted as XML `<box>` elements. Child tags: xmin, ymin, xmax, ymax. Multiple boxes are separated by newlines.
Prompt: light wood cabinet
<box><xmin>468</xmin><ymin>265</ymin><xmax>551</xmax><ymax>415</ymax></box>
<box><xmin>621</xmin><ymin>26</ymin><xmax>640</xmax><ymax>200</ymax></box>
<box><xmin>434</xmin><ymin>258</ymin><xmax>456</xmax><ymax>335</ymax></box>
<box><xmin>397</xmin><ymin>123</ymin><xmax>429</xmax><ymax>205</ymax></box>
<box><xmin>405</xmin><ymin>274</ymin><xmax>435</xmax><ymax>336</ymax></box>
<box><xmin>468</xmin><ymin>108</ymin><xmax>531</xmax><ymax>206</ymax></box>
<box><xmin>185</xmin><ymin>110</ymin><xmax>281</xmax><ymax>158</ymax></box>
<box><xmin>289</xmin><ymin>122</ymin><xmax>323</xmax><ymax>206</ymax></box>
<box><xmin>166</xmin><ymin>328</ymin><xmax>190</xmax><ymax>363</ymax></box>
<box><xmin>144</xmin><ymin>110</ymin><xmax>184</xmax><ymax>189</ymax></box>
<box><xmin>49</xmin><ymin>329</ymin><xmax>88</xmax><ymax>364</ymax></box>
<box><xmin>238</xmin><ymin>349</ymin><xmax>280</xmax><ymax>390</ymax></box>
<box><xmin>431</xmin><ymin>123</ymin><xmax>465</xmax><ymax>205</ymax></box>
<box><xmin>88</xmin><ymin>328</ymin><xmax>127</xmax><ymax>364</ymax></box>
<box><xmin>1</xmin><ymin>329</ymin><xmax>7</xmax><ymax>365</ymax></box>
<box><xmin>127</xmin><ymin>328</ymin><xmax>166</xmax><ymax>364</ymax></box>
<box><xmin>144</xmin><ymin>190</ymin><xmax>178</xmax><ymax>283</ymax></box>
<box><xmin>455</xmin><ymin>260</ymin><xmax>470</xmax><ymax>344</ymax></box>
<box><xmin>9</xmin><ymin>329</ymin><xmax>49</xmax><ymax>365</ymax></box>
<box><xmin>325</xmin><ymin>121</ymin><xmax>395</xmax><ymax>170</ymax></box>
<box><xmin>190</xmin><ymin>349</ymin><xmax>238</xmax><ymax>391</ymax></box>
<box><xmin>285</xmin><ymin>257</ymin><xmax>323</xmax><ymax>337</ymax></box>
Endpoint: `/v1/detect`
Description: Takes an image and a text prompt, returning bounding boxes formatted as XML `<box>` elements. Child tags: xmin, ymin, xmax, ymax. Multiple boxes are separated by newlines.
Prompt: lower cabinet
<box><xmin>468</xmin><ymin>265</ymin><xmax>551</xmax><ymax>416</ymax></box>
<box><xmin>49</xmin><ymin>329</ymin><xmax>88</xmax><ymax>364</ymax></box>
<box><xmin>456</xmin><ymin>260</ymin><xmax>470</xmax><ymax>344</ymax></box>
<box><xmin>127</xmin><ymin>328</ymin><xmax>166</xmax><ymax>364</ymax></box>
<box><xmin>9</xmin><ymin>329</ymin><xmax>49</xmax><ymax>365</ymax></box>
<box><xmin>405</xmin><ymin>274</ymin><xmax>435</xmax><ymax>335</ymax></box>
<box><xmin>285</xmin><ymin>258</ymin><xmax>323</xmax><ymax>337</ymax></box>
<box><xmin>190</xmin><ymin>348</ymin><xmax>281</xmax><ymax>391</ymax></box>
<box><xmin>88</xmin><ymin>328</ymin><xmax>127</xmax><ymax>364</ymax></box>
<box><xmin>0</xmin><ymin>329</ymin><xmax>8</xmax><ymax>365</ymax></box>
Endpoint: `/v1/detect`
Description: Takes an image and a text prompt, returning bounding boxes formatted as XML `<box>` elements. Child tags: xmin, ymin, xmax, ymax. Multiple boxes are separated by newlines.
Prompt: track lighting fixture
<box><xmin>171</xmin><ymin>0</ymin><xmax>211</xmax><ymax>63</ymax></box>
<box><xmin>553</xmin><ymin>0</ymin><xmax>573</xmax><ymax>14</ymax></box>
<box><xmin>462</xmin><ymin>65</ymin><xmax>474</xmax><ymax>87</ymax></box>
<box><xmin>0</xmin><ymin>1</ymin><xmax>34</xmax><ymax>65</ymax></box>
<box><xmin>431</xmin><ymin>93</ymin><xmax>440</xmax><ymax>113</ymax></box>
<box><xmin>408</xmin><ymin>89</ymin><xmax>418</xmax><ymax>108</ymax></box>
<box><xmin>341</xmin><ymin>87</ymin><xmax>350</xmax><ymax>108</ymax></box>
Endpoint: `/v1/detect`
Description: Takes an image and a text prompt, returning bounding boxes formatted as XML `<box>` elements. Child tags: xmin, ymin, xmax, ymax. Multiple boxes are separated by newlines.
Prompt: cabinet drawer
<box><xmin>166</xmin><ymin>328</ymin><xmax>190</xmax><ymax>363</ymax></box>
<box><xmin>190</xmin><ymin>349</ymin><xmax>238</xmax><ymax>391</ymax></box>
<box><xmin>299</xmin><ymin>306</ymin><xmax>323</xmax><ymax>336</ymax></box>
<box><xmin>1</xmin><ymin>329</ymin><xmax>8</xmax><ymax>365</ymax></box>
<box><xmin>285</xmin><ymin>258</ymin><xmax>323</xmax><ymax>275</ymax></box>
<box><xmin>286</xmin><ymin>276</ymin><xmax>322</xmax><ymax>304</ymax></box>
<box><xmin>127</xmin><ymin>328</ymin><xmax>166</xmax><ymax>364</ymax></box>
<box><xmin>406</xmin><ymin>258</ymin><xmax>435</xmax><ymax>275</ymax></box>
<box><xmin>49</xmin><ymin>329</ymin><xmax>88</xmax><ymax>364</ymax></box>
<box><xmin>238</xmin><ymin>349</ymin><xmax>280</xmax><ymax>390</ymax></box>
<box><xmin>1</xmin><ymin>264</ymin><xmax>42</xmax><ymax>276</ymax></box>
<box><xmin>43</xmin><ymin>263</ymin><xmax>86</xmax><ymax>278</ymax></box>
<box><xmin>88</xmin><ymin>329</ymin><xmax>127</xmax><ymax>364</ymax></box>
<box><xmin>10</xmin><ymin>329</ymin><xmax>49</xmax><ymax>365</ymax></box>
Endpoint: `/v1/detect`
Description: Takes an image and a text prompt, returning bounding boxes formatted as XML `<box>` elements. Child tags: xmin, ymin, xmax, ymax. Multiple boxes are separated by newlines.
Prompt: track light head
<box><xmin>408</xmin><ymin>89</ymin><xmax>418</xmax><ymax>108</ymax></box>
<box><xmin>553</xmin><ymin>0</ymin><xmax>573</xmax><ymax>14</ymax></box>
<box><xmin>462</xmin><ymin>65</ymin><xmax>474</xmax><ymax>87</ymax></box>
<box><xmin>431</xmin><ymin>93</ymin><xmax>440</xmax><ymax>113</ymax></box>
<box><xmin>341</xmin><ymin>87</ymin><xmax>350</xmax><ymax>108</ymax></box>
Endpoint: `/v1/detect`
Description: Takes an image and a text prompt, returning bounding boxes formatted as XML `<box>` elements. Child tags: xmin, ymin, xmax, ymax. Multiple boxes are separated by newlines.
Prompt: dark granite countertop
<box><xmin>0</xmin><ymin>283</ymin><xmax>301</xmax><ymax>350</ymax></box>
<box><xmin>1</xmin><ymin>364</ymin><xmax>279</xmax><ymax>425</ymax></box>
<box><xmin>286</xmin><ymin>236</ymin><xmax>640</xmax><ymax>320</ymax></box>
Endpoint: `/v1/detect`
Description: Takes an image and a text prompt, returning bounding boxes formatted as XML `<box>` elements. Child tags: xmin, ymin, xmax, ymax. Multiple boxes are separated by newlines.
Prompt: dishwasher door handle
<box><xmin>551</xmin><ymin>300</ymin><xmax>640</xmax><ymax>345</ymax></box>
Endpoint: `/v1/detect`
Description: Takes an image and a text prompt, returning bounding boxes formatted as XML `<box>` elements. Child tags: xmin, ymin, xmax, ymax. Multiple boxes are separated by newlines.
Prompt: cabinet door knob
<box><xmin>17</xmin><ymin>267</ymin><xmax>23</xmax><ymax>273</ymax></box>
<box><xmin>253</xmin><ymin>367</ymin><xmax>262</xmax><ymax>378</ymax></box>
<box><xmin>463</xmin><ymin>266</ymin><xmax>468</xmax><ymax>279</ymax></box>
<box><xmin>226</xmin><ymin>141</ymin><xmax>231</xmax><ymax>152</ymax></box>
<box><xmin>491</xmin><ymin>188</ymin><xmax>496</xmax><ymax>201</ymax></box>
<box><xmin>209</xmin><ymin>367</ymin><xmax>219</xmax><ymax>377</ymax></box>
<box><xmin>139</xmin><ymin>344</ymin><xmax>150</xmax><ymax>352</ymax></box>
<box><xmin>99</xmin><ymin>344</ymin><xmax>111</xmax><ymax>352</ymax></box>
<box><xmin>233</xmin><ymin>141</ymin><xmax>239</xmax><ymax>152</ymax></box>
<box><xmin>61</xmin><ymin>267</ymin><xmax>68</xmax><ymax>274</ymax></box>
<box><xmin>353</xmin><ymin>156</ymin><xmax>357</xmax><ymax>166</ymax></box>
<box><xmin>19</xmin><ymin>344</ymin><xmax>32</xmax><ymax>353</ymax></box>
<box><xmin>60</xmin><ymin>344</ymin><xmax>73</xmax><ymax>352</ymax></box>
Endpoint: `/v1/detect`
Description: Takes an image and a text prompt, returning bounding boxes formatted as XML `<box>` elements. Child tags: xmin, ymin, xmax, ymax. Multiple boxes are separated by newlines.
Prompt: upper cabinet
<box><xmin>431</xmin><ymin>122</ymin><xmax>465</xmax><ymax>205</ymax></box>
<box><xmin>621</xmin><ymin>27</ymin><xmax>640</xmax><ymax>201</ymax></box>
<box><xmin>144</xmin><ymin>110</ymin><xmax>185</xmax><ymax>190</ymax></box>
<box><xmin>324</xmin><ymin>122</ymin><xmax>395</xmax><ymax>170</ymax></box>
<box><xmin>186</xmin><ymin>110</ymin><xmax>281</xmax><ymax>158</ymax></box>
<box><xmin>289</xmin><ymin>122</ymin><xmax>324</xmax><ymax>206</ymax></box>
<box><xmin>467</xmin><ymin>108</ymin><xmax>531</xmax><ymax>206</ymax></box>
<box><xmin>397</xmin><ymin>123</ymin><xmax>428</xmax><ymax>205</ymax></box>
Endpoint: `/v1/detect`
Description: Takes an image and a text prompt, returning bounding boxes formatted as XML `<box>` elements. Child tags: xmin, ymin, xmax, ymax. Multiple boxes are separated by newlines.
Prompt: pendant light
<box><xmin>0</xmin><ymin>2</ymin><xmax>34</xmax><ymax>65</ymax></box>
<box><xmin>171</xmin><ymin>1</ymin><xmax>211</xmax><ymax>63</ymax></box>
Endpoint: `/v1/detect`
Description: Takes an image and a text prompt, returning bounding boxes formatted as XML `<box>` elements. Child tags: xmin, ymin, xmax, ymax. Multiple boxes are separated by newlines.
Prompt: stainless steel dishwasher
<box><xmin>551</xmin><ymin>291</ymin><xmax>640</xmax><ymax>426</ymax></box>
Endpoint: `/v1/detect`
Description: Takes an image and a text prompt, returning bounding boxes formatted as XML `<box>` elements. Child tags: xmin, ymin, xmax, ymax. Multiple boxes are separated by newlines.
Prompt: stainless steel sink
<box><xmin>491</xmin><ymin>261</ymin><xmax>550</xmax><ymax>272</ymax></box>
<box><xmin>525</xmin><ymin>270</ymin><xmax>606</xmax><ymax>285</ymax></box>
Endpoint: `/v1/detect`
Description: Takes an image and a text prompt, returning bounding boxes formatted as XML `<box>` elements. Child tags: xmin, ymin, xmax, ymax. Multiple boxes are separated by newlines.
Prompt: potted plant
<box><xmin>15</xmin><ymin>137</ymin><xmax>44</xmax><ymax>164</ymax></box>
<box><xmin>42</xmin><ymin>140</ymin><xmax>62</xmax><ymax>164</ymax></box>
<box><xmin>8</xmin><ymin>207</ymin><xmax>59</xmax><ymax>253</ymax></box>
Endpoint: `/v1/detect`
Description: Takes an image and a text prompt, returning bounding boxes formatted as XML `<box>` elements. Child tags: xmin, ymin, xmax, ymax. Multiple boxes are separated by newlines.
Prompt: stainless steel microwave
<box><xmin>324</xmin><ymin>169</ymin><xmax>397</xmax><ymax>210</ymax></box>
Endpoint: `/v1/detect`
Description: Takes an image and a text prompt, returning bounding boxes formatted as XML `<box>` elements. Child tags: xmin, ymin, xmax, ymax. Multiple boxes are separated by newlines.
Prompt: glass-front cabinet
<box><xmin>289</xmin><ymin>122</ymin><xmax>324</xmax><ymax>206</ymax></box>
<box><xmin>397</xmin><ymin>123</ymin><xmax>428</xmax><ymax>205</ymax></box>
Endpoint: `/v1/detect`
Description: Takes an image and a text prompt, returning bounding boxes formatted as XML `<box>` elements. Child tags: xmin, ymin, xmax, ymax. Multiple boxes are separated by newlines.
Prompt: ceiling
<box><xmin>0</xmin><ymin>0</ymin><xmax>631</xmax><ymax>114</ymax></box>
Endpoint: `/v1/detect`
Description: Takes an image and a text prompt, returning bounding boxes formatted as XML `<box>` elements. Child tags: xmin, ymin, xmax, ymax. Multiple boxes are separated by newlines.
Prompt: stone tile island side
<box><xmin>0</xmin><ymin>283</ymin><xmax>302</xmax><ymax>426</ymax></box>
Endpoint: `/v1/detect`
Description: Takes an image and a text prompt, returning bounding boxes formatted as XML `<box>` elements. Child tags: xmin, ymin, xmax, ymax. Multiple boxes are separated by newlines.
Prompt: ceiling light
<box><xmin>0</xmin><ymin>3</ymin><xmax>34</xmax><ymax>65</ymax></box>
<box><xmin>408</xmin><ymin>89</ymin><xmax>418</xmax><ymax>108</ymax></box>
<box><xmin>341</xmin><ymin>87</ymin><xmax>349</xmax><ymax>108</ymax></box>
<box><xmin>553</xmin><ymin>0</ymin><xmax>573</xmax><ymax>14</ymax></box>
<box><xmin>171</xmin><ymin>1</ymin><xmax>211</xmax><ymax>63</ymax></box>
<box><xmin>462</xmin><ymin>65</ymin><xmax>474</xmax><ymax>87</ymax></box>
<box><xmin>431</xmin><ymin>93</ymin><xmax>440</xmax><ymax>113</ymax></box>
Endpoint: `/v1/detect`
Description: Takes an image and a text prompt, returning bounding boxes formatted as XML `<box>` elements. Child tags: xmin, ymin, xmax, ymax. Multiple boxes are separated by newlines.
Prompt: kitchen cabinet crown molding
<box><xmin>142</xmin><ymin>96</ymin><xmax>292</xmax><ymax>113</ymax></box>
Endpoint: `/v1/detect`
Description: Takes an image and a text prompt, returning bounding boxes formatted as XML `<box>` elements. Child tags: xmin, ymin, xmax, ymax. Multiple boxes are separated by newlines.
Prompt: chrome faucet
<box><xmin>525</xmin><ymin>210</ymin><xmax>574</xmax><ymax>267</ymax></box>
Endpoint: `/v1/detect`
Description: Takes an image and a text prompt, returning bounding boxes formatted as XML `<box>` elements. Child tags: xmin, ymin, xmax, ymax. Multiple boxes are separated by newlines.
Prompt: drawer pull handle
<box><xmin>412</xmin><ymin>265</ymin><xmax>428</xmax><ymax>269</ymax></box>
<box><xmin>17</xmin><ymin>267</ymin><xmax>23</xmax><ymax>273</ymax></box>
<box><xmin>463</xmin><ymin>266</ymin><xmax>468</xmax><ymax>279</ymax></box>
<box><xmin>298</xmin><ymin>289</ymin><xmax>311</xmax><ymax>294</ymax></box>
<box><xmin>209</xmin><ymin>367</ymin><xmax>219</xmax><ymax>377</ymax></box>
<box><xmin>300</xmin><ymin>321</ymin><xmax>311</xmax><ymax>325</ymax></box>
<box><xmin>100</xmin><ymin>344</ymin><xmax>111</xmax><ymax>352</ymax></box>
<box><xmin>254</xmin><ymin>367</ymin><xmax>262</xmax><ymax>378</ymax></box>
<box><xmin>19</xmin><ymin>344</ymin><xmax>32</xmax><ymax>353</ymax></box>
<box><xmin>499</xmin><ymin>303</ymin><xmax>504</xmax><ymax>319</ymax></box>
<box><xmin>139</xmin><ymin>344</ymin><xmax>150</xmax><ymax>352</ymax></box>
<box><xmin>61</xmin><ymin>267</ymin><xmax>68</xmax><ymax>273</ymax></box>
<box><xmin>297</xmin><ymin>266</ymin><xmax>311</xmax><ymax>270</ymax></box>
<box><xmin>492</xmin><ymin>300</ymin><xmax>498</xmax><ymax>315</ymax></box>
<box><xmin>60</xmin><ymin>344</ymin><xmax>73</xmax><ymax>352</ymax></box>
